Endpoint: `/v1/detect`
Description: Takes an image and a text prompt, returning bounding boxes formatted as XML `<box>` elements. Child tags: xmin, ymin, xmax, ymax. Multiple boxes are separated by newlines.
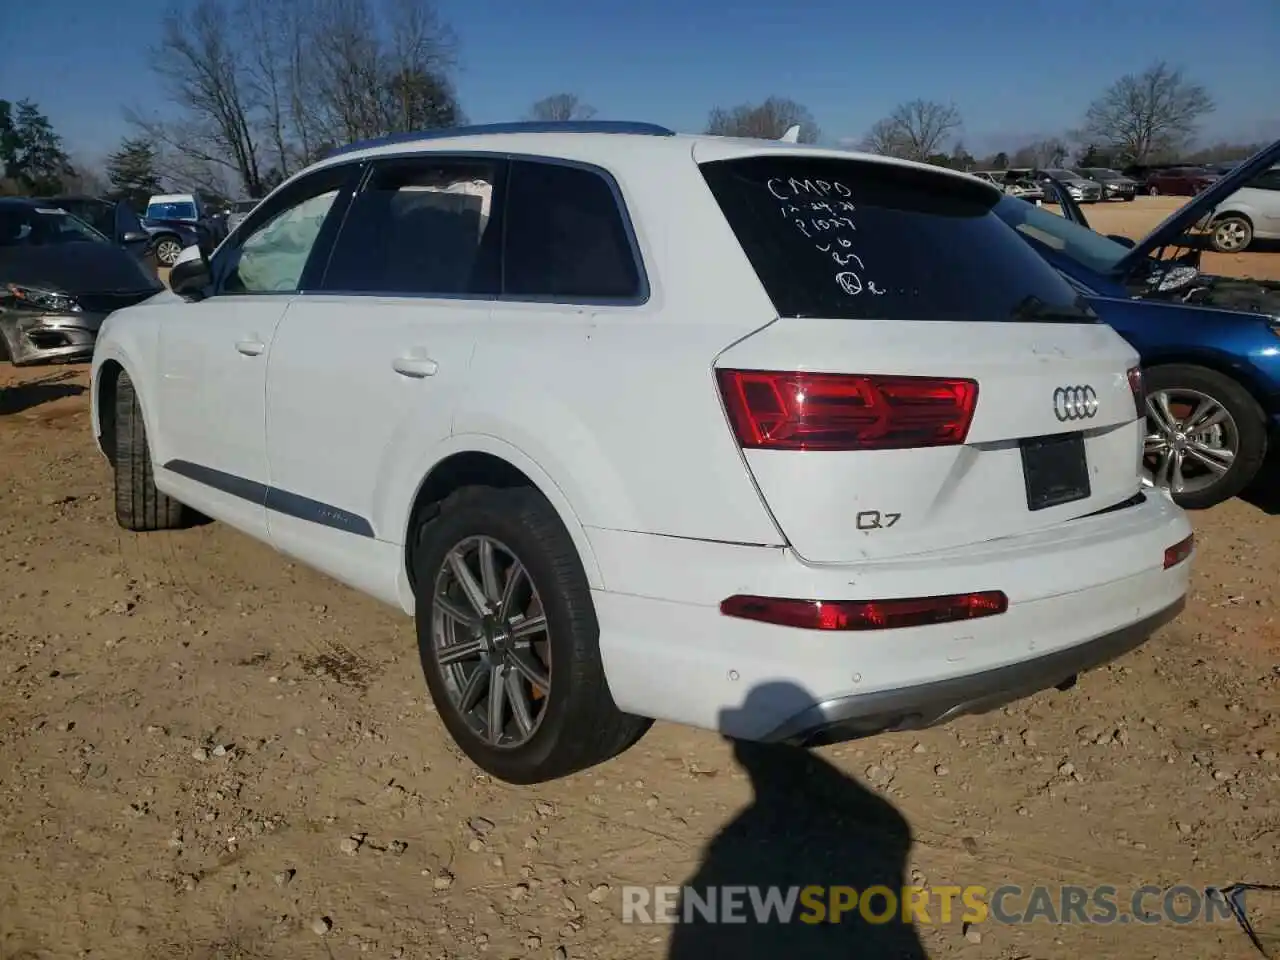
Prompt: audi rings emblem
<box><xmin>1053</xmin><ymin>385</ymin><xmax>1099</xmax><ymax>422</ymax></box>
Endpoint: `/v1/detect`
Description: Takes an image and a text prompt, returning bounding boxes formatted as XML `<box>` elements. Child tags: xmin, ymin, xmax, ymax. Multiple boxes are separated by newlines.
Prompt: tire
<box><xmin>1209</xmin><ymin>215</ymin><xmax>1253</xmax><ymax>253</ymax></box>
<box><xmin>1143</xmin><ymin>364</ymin><xmax>1267</xmax><ymax>510</ymax></box>
<box><xmin>113</xmin><ymin>371</ymin><xmax>187</xmax><ymax>530</ymax></box>
<box><xmin>153</xmin><ymin>236</ymin><xmax>183</xmax><ymax>267</ymax></box>
<box><xmin>1124</xmin><ymin>194</ymin><xmax>1135</xmax><ymax>202</ymax></box>
<box><xmin>1148</xmin><ymin>186</ymin><xmax>1159</xmax><ymax>197</ymax></box>
<box><xmin>411</xmin><ymin>485</ymin><xmax>650</xmax><ymax>784</ymax></box>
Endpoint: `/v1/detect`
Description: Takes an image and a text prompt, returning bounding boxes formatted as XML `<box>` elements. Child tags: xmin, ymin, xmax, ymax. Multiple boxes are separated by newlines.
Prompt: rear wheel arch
<box><xmin>1211</xmin><ymin>208</ymin><xmax>1254</xmax><ymax>228</ymax></box>
<box><xmin>403</xmin><ymin>446</ymin><xmax>604</xmax><ymax>598</ymax></box>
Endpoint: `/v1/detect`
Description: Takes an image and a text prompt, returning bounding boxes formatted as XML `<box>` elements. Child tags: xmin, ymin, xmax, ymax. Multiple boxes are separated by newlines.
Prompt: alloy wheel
<box><xmin>431</xmin><ymin>535</ymin><xmax>552</xmax><ymax>749</ymax></box>
<box><xmin>155</xmin><ymin>239</ymin><xmax>182</xmax><ymax>266</ymax></box>
<box><xmin>1143</xmin><ymin>388</ymin><xmax>1238</xmax><ymax>496</ymax></box>
<box><xmin>1213</xmin><ymin>220</ymin><xmax>1250</xmax><ymax>252</ymax></box>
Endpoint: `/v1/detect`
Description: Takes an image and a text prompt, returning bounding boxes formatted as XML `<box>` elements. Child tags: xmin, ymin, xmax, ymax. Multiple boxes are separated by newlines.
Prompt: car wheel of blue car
<box><xmin>1142</xmin><ymin>364</ymin><xmax>1267</xmax><ymax>510</ymax></box>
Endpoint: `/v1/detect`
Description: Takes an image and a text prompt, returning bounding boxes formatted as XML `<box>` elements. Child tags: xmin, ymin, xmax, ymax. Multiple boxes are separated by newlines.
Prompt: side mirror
<box><xmin>1107</xmin><ymin>234</ymin><xmax>1136</xmax><ymax>249</ymax></box>
<box><xmin>169</xmin><ymin>256</ymin><xmax>211</xmax><ymax>301</ymax></box>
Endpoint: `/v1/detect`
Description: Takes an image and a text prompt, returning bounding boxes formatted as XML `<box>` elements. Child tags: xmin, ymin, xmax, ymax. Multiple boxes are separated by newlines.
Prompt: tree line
<box><xmin>1</xmin><ymin>30</ymin><xmax>1266</xmax><ymax>206</ymax></box>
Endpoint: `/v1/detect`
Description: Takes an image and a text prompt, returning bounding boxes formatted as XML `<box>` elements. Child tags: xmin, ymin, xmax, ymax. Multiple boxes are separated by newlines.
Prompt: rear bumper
<box><xmin>765</xmin><ymin>599</ymin><xmax>1182</xmax><ymax>745</ymax></box>
<box><xmin>588</xmin><ymin>490</ymin><xmax>1192</xmax><ymax>740</ymax></box>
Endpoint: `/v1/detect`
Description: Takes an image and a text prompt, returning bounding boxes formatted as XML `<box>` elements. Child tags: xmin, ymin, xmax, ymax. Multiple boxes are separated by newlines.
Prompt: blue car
<box><xmin>990</xmin><ymin>139</ymin><xmax>1280</xmax><ymax>509</ymax></box>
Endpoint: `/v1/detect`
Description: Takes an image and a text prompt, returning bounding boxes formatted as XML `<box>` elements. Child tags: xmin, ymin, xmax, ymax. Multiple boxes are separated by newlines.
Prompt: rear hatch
<box><xmin>698</xmin><ymin>150</ymin><xmax>1145</xmax><ymax>563</ymax></box>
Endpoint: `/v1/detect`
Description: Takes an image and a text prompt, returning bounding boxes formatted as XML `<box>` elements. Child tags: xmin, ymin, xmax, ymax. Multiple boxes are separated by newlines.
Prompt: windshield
<box><xmin>147</xmin><ymin>201</ymin><xmax>198</xmax><ymax>220</ymax></box>
<box><xmin>0</xmin><ymin>205</ymin><xmax>109</xmax><ymax>247</ymax></box>
<box><xmin>699</xmin><ymin>156</ymin><xmax>1095</xmax><ymax>323</ymax></box>
<box><xmin>992</xmin><ymin>194</ymin><xmax>1133</xmax><ymax>275</ymax></box>
<box><xmin>1045</xmin><ymin>169</ymin><xmax>1077</xmax><ymax>180</ymax></box>
<box><xmin>1089</xmin><ymin>169</ymin><xmax>1120</xmax><ymax>180</ymax></box>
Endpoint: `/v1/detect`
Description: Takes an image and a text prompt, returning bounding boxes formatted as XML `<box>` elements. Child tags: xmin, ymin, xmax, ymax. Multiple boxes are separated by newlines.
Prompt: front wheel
<box><xmin>153</xmin><ymin>237</ymin><xmax>183</xmax><ymax>266</ymax></box>
<box><xmin>113</xmin><ymin>371</ymin><xmax>188</xmax><ymax>530</ymax></box>
<box><xmin>1148</xmin><ymin>186</ymin><xmax>1159</xmax><ymax>197</ymax></box>
<box><xmin>1210</xmin><ymin>216</ymin><xmax>1253</xmax><ymax>253</ymax></box>
<box><xmin>1142</xmin><ymin>364</ymin><xmax>1267</xmax><ymax>510</ymax></box>
<box><xmin>411</xmin><ymin>486</ymin><xmax>650</xmax><ymax>784</ymax></box>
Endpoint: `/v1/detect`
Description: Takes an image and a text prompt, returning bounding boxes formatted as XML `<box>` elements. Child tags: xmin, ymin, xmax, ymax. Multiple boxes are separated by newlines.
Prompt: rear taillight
<box><xmin>716</xmin><ymin>370</ymin><xmax>978</xmax><ymax>451</ymax></box>
<box><xmin>720</xmin><ymin>592</ymin><xmax>1008</xmax><ymax>631</ymax></box>
<box><xmin>1164</xmin><ymin>534</ymin><xmax>1194</xmax><ymax>569</ymax></box>
<box><xmin>1127</xmin><ymin>366</ymin><xmax>1144</xmax><ymax>418</ymax></box>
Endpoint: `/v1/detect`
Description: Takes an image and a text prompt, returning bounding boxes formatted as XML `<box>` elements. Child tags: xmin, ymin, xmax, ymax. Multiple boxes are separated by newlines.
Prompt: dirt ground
<box><xmin>1</xmin><ymin>199</ymin><xmax>1278</xmax><ymax>960</ymax></box>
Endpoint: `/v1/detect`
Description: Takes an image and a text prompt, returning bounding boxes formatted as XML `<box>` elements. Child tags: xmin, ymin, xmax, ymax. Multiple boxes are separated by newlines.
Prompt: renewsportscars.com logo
<box><xmin>622</xmin><ymin>884</ymin><xmax>1245</xmax><ymax>926</ymax></box>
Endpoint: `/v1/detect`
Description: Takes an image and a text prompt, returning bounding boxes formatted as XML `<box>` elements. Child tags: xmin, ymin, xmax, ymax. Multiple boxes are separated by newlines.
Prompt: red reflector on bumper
<box><xmin>720</xmin><ymin>591</ymin><xmax>1009</xmax><ymax>631</ymax></box>
<box><xmin>1163</xmin><ymin>534</ymin><xmax>1194</xmax><ymax>569</ymax></box>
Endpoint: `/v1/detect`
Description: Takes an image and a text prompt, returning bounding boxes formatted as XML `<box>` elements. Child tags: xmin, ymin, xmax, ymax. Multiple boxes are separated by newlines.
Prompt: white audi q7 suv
<box><xmin>90</xmin><ymin>121</ymin><xmax>1194</xmax><ymax>784</ymax></box>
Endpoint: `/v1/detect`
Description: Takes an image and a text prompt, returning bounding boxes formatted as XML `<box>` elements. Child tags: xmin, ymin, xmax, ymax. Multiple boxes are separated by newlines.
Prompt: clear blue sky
<box><xmin>2</xmin><ymin>0</ymin><xmax>1277</xmax><ymax>167</ymax></box>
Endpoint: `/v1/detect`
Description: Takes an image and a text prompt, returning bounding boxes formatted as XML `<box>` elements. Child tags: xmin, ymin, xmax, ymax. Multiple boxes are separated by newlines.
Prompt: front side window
<box><xmin>220</xmin><ymin>168</ymin><xmax>351</xmax><ymax>294</ymax></box>
<box><xmin>502</xmin><ymin>160</ymin><xmax>643</xmax><ymax>301</ymax></box>
<box><xmin>322</xmin><ymin>157</ymin><xmax>500</xmax><ymax>296</ymax></box>
<box><xmin>1247</xmin><ymin>167</ymin><xmax>1280</xmax><ymax>192</ymax></box>
<box><xmin>701</xmin><ymin>156</ymin><xmax>1094</xmax><ymax>323</ymax></box>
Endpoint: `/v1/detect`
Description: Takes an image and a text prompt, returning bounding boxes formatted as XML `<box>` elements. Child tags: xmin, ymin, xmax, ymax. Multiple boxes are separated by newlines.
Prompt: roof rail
<box><xmin>325</xmin><ymin>120</ymin><xmax>677</xmax><ymax>160</ymax></box>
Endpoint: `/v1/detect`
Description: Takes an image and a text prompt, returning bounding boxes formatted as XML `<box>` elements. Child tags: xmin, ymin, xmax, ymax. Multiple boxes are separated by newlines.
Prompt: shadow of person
<box><xmin>666</xmin><ymin>682</ymin><xmax>929</xmax><ymax>959</ymax></box>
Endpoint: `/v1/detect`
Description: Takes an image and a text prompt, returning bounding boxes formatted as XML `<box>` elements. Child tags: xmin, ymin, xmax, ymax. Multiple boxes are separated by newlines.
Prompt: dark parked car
<box><xmin>1036</xmin><ymin>168</ymin><xmax>1102</xmax><ymax>203</ymax></box>
<box><xmin>138</xmin><ymin>216</ymin><xmax>205</xmax><ymax>268</ymax></box>
<box><xmin>0</xmin><ymin>198</ymin><xmax>163</xmax><ymax>366</ymax></box>
<box><xmin>1073</xmin><ymin>167</ymin><xmax>1138</xmax><ymax>201</ymax></box>
<box><xmin>39</xmin><ymin>194</ymin><xmax>155</xmax><ymax>254</ymax></box>
<box><xmin>994</xmin><ymin>139</ymin><xmax>1280</xmax><ymax>509</ymax></box>
<box><xmin>1143</xmin><ymin>166</ymin><xmax>1218</xmax><ymax>197</ymax></box>
<box><xmin>142</xmin><ymin>193</ymin><xmax>225</xmax><ymax>266</ymax></box>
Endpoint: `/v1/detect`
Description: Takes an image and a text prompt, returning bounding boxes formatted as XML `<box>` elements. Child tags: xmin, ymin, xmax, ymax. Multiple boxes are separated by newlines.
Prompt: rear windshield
<box><xmin>147</xmin><ymin>201</ymin><xmax>197</xmax><ymax>220</ymax></box>
<box><xmin>699</xmin><ymin>156</ymin><xmax>1095</xmax><ymax>323</ymax></box>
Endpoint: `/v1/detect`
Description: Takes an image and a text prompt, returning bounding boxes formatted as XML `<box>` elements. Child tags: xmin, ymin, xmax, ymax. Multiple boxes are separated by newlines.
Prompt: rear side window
<box><xmin>322</xmin><ymin>157</ymin><xmax>500</xmax><ymax>296</ymax></box>
<box><xmin>699</xmin><ymin>156</ymin><xmax>1095</xmax><ymax>323</ymax></box>
<box><xmin>1248</xmin><ymin>168</ymin><xmax>1280</xmax><ymax>192</ymax></box>
<box><xmin>503</xmin><ymin>160</ymin><xmax>643</xmax><ymax>301</ymax></box>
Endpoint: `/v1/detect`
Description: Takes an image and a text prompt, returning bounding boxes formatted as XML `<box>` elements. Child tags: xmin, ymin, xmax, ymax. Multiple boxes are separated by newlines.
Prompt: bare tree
<box><xmin>131</xmin><ymin>0</ymin><xmax>266</xmax><ymax>195</ymax></box>
<box><xmin>302</xmin><ymin>0</ymin><xmax>460</xmax><ymax>146</ymax></box>
<box><xmin>242</xmin><ymin>0</ymin><xmax>298</xmax><ymax>180</ymax></box>
<box><xmin>705</xmin><ymin>97</ymin><xmax>820</xmax><ymax>143</ymax></box>
<box><xmin>1010</xmin><ymin>137</ymin><xmax>1069</xmax><ymax>168</ymax></box>
<box><xmin>528</xmin><ymin>94</ymin><xmax>597</xmax><ymax>123</ymax></box>
<box><xmin>1081</xmin><ymin>61</ymin><xmax>1213</xmax><ymax>164</ymax></box>
<box><xmin>860</xmin><ymin>99</ymin><xmax>961</xmax><ymax>162</ymax></box>
<box><xmin>131</xmin><ymin>0</ymin><xmax>461</xmax><ymax>195</ymax></box>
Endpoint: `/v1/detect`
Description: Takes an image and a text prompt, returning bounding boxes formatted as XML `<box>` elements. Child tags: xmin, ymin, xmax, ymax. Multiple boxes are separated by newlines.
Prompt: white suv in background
<box><xmin>90</xmin><ymin>121</ymin><xmax>1194</xmax><ymax>784</ymax></box>
<box><xmin>1209</xmin><ymin>163</ymin><xmax>1280</xmax><ymax>252</ymax></box>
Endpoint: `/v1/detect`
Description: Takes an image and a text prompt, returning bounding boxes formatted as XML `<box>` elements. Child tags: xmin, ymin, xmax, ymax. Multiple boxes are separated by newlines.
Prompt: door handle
<box><xmin>392</xmin><ymin>355</ymin><xmax>439</xmax><ymax>378</ymax></box>
<box><xmin>235</xmin><ymin>339</ymin><xmax>266</xmax><ymax>357</ymax></box>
